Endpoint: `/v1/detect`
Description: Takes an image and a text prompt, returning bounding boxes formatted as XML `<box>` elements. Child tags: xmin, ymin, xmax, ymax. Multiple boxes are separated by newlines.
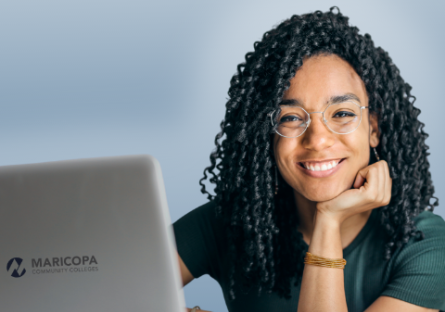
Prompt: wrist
<box><xmin>314</xmin><ymin>208</ymin><xmax>343</xmax><ymax>228</ymax></box>
<box><xmin>308</xmin><ymin>210</ymin><xmax>343</xmax><ymax>258</ymax></box>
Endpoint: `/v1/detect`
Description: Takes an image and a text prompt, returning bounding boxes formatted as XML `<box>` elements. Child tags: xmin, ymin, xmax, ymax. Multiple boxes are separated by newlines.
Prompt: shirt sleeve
<box><xmin>381</xmin><ymin>211</ymin><xmax>445</xmax><ymax>311</ymax></box>
<box><xmin>172</xmin><ymin>201</ymin><xmax>225</xmax><ymax>280</ymax></box>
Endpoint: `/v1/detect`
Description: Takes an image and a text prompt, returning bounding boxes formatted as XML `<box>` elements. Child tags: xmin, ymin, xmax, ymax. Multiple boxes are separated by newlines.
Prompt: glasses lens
<box><xmin>275</xmin><ymin>107</ymin><xmax>309</xmax><ymax>137</ymax></box>
<box><xmin>325</xmin><ymin>102</ymin><xmax>362</xmax><ymax>134</ymax></box>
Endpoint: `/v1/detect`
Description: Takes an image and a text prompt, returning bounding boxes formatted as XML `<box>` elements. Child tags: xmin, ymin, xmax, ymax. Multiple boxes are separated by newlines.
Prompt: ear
<box><xmin>369</xmin><ymin>112</ymin><xmax>380</xmax><ymax>148</ymax></box>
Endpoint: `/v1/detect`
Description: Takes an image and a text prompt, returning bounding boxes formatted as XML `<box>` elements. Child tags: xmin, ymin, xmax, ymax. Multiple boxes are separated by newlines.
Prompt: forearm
<box><xmin>297</xmin><ymin>212</ymin><xmax>348</xmax><ymax>312</ymax></box>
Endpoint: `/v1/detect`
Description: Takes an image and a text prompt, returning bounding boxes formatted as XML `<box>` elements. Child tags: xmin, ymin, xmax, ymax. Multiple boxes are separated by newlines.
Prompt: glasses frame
<box><xmin>268</xmin><ymin>101</ymin><xmax>369</xmax><ymax>138</ymax></box>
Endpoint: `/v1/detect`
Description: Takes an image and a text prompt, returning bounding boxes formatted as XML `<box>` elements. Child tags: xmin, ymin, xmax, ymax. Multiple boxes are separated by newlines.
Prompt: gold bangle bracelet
<box><xmin>304</xmin><ymin>252</ymin><xmax>347</xmax><ymax>269</ymax></box>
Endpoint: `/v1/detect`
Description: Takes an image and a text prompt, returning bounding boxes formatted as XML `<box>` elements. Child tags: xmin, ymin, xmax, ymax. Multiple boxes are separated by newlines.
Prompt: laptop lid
<box><xmin>0</xmin><ymin>155</ymin><xmax>185</xmax><ymax>312</ymax></box>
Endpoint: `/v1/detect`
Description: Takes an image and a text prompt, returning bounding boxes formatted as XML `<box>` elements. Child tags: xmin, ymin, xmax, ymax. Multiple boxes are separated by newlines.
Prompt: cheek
<box><xmin>273</xmin><ymin>135</ymin><xmax>306</xmax><ymax>190</ymax></box>
<box><xmin>273</xmin><ymin>135</ymin><xmax>299</xmax><ymax>163</ymax></box>
<box><xmin>341</xmin><ymin>129</ymin><xmax>370</xmax><ymax>166</ymax></box>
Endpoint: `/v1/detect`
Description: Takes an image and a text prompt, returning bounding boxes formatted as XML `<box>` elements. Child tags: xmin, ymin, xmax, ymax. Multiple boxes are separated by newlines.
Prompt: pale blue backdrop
<box><xmin>1</xmin><ymin>0</ymin><xmax>444</xmax><ymax>311</ymax></box>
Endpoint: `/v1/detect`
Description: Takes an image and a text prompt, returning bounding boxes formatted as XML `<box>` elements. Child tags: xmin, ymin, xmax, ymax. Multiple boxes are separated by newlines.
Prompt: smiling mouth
<box><xmin>298</xmin><ymin>158</ymin><xmax>346</xmax><ymax>172</ymax></box>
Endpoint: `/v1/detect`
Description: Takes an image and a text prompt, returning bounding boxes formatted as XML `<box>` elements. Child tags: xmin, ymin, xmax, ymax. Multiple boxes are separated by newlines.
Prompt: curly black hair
<box><xmin>199</xmin><ymin>6</ymin><xmax>438</xmax><ymax>300</ymax></box>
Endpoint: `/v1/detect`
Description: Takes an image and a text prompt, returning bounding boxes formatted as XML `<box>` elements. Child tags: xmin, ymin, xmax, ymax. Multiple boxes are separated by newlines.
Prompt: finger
<box><xmin>353</xmin><ymin>170</ymin><xmax>365</xmax><ymax>189</ymax></box>
<box><xmin>381</xmin><ymin>160</ymin><xmax>392</xmax><ymax>205</ymax></box>
<box><xmin>375</xmin><ymin>160</ymin><xmax>386</xmax><ymax>204</ymax></box>
<box><xmin>353</xmin><ymin>165</ymin><xmax>375</xmax><ymax>190</ymax></box>
<box><xmin>377</xmin><ymin>161</ymin><xmax>385</xmax><ymax>203</ymax></box>
<box><xmin>353</xmin><ymin>165</ymin><xmax>380</xmax><ymax>199</ymax></box>
<box><xmin>353</xmin><ymin>163</ymin><xmax>373</xmax><ymax>189</ymax></box>
<box><xmin>373</xmin><ymin>160</ymin><xmax>390</xmax><ymax>206</ymax></box>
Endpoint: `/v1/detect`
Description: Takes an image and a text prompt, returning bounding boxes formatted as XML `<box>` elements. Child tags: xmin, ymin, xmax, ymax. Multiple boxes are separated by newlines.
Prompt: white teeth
<box><xmin>303</xmin><ymin>160</ymin><xmax>341</xmax><ymax>171</ymax></box>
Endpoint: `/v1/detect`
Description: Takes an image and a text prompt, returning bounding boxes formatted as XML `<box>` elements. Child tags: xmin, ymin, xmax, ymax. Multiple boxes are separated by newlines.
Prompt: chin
<box><xmin>297</xmin><ymin>186</ymin><xmax>347</xmax><ymax>203</ymax></box>
<box><xmin>306</xmin><ymin>193</ymin><xmax>339</xmax><ymax>202</ymax></box>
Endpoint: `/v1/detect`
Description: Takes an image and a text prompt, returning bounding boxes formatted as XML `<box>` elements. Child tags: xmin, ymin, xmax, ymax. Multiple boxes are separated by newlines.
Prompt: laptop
<box><xmin>0</xmin><ymin>155</ymin><xmax>185</xmax><ymax>312</ymax></box>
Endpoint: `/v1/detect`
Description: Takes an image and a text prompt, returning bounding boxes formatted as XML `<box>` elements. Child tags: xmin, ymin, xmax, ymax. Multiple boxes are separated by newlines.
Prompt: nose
<box><xmin>300</xmin><ymin>113</ymin><xmax>335</xmax><ymax>151</ymax></box>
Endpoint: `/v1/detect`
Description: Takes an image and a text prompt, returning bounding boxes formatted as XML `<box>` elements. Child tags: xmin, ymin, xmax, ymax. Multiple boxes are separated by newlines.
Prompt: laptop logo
<box><xmin>6</xmin><ymin>258</ymin><xmax>26</xmax><ymax>278</ymax></box>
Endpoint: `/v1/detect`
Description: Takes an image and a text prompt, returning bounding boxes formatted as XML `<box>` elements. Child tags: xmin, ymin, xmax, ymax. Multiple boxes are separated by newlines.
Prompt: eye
<box><xmin>279</xmin><ymin>115</ymin><xmax>303</xmax><ymax>123</ymax></box>
<box><xmin>333</xmin><ymin>111</ymin><xmax>356</xmax><ymax>118</ymax></box>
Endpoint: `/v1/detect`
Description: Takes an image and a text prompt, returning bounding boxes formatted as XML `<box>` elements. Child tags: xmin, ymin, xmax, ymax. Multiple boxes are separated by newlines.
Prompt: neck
<box><xmin>294</xmin><ymin>190</ymin><xmax>373</xmax><ymax>249</ymax></box>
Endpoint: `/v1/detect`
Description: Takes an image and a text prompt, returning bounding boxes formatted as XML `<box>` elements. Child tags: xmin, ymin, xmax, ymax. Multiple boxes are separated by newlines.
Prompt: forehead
<box><xmin>282</xmin><ymin>54</ymin><xmax>368</xmax><ymax>108</ymax></box>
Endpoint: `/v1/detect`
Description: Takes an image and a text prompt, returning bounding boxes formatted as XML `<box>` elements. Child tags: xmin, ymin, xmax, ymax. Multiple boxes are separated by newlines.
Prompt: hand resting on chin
<box><xmin>316</xmin><ymin>160</ymin><xmax>392</xmax><ymax>225</ymax></box>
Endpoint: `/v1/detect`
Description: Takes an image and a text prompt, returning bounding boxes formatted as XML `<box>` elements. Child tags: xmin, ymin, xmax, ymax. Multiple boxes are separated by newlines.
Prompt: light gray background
<box><xmin>1</xmin><ymin>1</ymin><xmax>444</xmax><ymax>311</ymax></box>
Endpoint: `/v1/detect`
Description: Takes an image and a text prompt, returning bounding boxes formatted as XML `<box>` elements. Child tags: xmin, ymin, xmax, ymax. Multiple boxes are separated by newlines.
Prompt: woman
<box><xmin>174</xmin><ymin>7</ymin><xmax>445</xmax><ymax>312</ymax></box>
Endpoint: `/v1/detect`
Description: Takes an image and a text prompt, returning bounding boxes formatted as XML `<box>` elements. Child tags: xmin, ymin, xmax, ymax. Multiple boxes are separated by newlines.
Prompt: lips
<box><xmin>299</xmin><ymin>159</ymin><xmax>344</xmax><ymax>171</ymax></box>
<box><xmin>297</xmin><ymin>158</ymin><xmax>346</xmax><ymax>178</ymax></box>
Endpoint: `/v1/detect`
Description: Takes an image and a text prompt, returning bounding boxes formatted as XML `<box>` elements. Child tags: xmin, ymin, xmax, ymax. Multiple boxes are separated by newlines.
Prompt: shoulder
<box><xmin>407</xmin><ymin>209</ymin><xmax>445</xmax><ymax>254</ymax></box>
<box><xmin>173</xmin><ymin>201</ymin><xmax>223</xmax><ymax>230</ymax></box>
<box><xmin>381</xmin><ymin>210</ymin><xmax>445</xmax><ymax>310</ymax></box>
<box><xmin>173</xmin><ymin>201</ymin><xmax>224</xmax><ymax>242</ymax></box>
<box><xmin>395</xmin><ymin>210</ymin><xmax>445</xmax><ymax>261</ymax></box>
<box><xmin>172</xmin><ymin>201</ymin><xmax>225</xmax><ymax>279</ymax></box>
<box><xmin>389</xmin><ymin>209</ymin><xmax>445</xmax><ymax>282</ymax></box>
<box><xmin>413</xmin><ymin>210</ymin><xmax>445</xmax><ymax>237</ymax></box>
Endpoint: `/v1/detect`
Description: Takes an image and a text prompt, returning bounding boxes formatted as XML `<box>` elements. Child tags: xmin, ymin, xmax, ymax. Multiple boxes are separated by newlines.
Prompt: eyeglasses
<box><xmin>268</xmin><ymin>101</ymin><xmax>369</xmax><ymax>138</ymax></box>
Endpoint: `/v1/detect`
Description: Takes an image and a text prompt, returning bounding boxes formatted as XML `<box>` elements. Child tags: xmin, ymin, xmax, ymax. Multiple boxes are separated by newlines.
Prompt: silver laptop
<box><xmin>0</xmin><ymin>155</ymin><xmax>185</xmax><ymax>312</ymax></box>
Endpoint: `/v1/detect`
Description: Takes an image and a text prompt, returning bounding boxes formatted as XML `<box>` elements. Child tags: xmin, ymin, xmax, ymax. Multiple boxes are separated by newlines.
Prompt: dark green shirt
<box><xmin>173</xmin><ymin>201</ymin><xmax>445</xmax><ymax>312</ymax></box>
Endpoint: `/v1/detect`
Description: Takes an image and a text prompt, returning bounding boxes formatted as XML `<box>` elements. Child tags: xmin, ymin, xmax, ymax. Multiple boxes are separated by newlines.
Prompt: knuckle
<box><xmin>385</xmin><ymin>193</ymin><xmax>392</xmax><ymax>205</ymax></box>
<box><xmin>365</xmin><ymin>191</ymin><xmax>375</xmax><ymax>202</ymax></box>
<box><xmin>367</xmin><ymin>166</ymin><xmax>377</xmax><ymax>174</ymax></box>
<box><xmin>377</xmin><ymin>191</ymin><xmax>385</xmax><ymax>202</ymax></box>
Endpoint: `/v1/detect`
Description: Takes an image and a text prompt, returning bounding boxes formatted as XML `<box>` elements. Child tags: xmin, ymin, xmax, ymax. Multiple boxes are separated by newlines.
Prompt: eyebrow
<box><xmin>279</xmin><ymin>93</ymin><xmax>361</xmax><ymax>106</ymax></box>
